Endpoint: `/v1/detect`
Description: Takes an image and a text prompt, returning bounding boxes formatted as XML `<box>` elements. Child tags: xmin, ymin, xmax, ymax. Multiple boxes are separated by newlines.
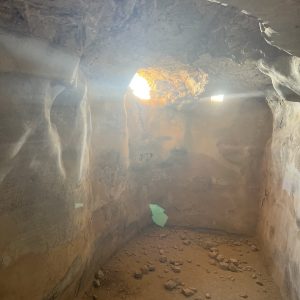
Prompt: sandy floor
<box><xmin>82</xmin><ymin>227</ymin><xmax>282</xmax><ymax>300</ymax></box>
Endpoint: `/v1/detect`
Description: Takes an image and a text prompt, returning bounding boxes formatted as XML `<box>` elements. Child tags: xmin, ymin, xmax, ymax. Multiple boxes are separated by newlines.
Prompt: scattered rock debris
<box><xmin>83</xmin><ymin>228</ymin><xmax>282</xmax><ymax>300</ymax></box>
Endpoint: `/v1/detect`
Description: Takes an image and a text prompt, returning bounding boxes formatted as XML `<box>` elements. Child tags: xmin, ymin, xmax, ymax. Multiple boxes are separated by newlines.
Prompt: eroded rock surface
<box><xmin>0</xmin><ymin>1</ymin><xmax>299</xmax><ymax>300</ymax></box>
<box><xmin>259</xmin><ymin>96</ymin><xmax>300</xmax><ymax>300</ymax></box>
<box><xmin>251</xmin><ymin>53</ymin><xmax>300</xmax><ymax>300</ymax></box>
<box><xmin>125</xmin><ymin>89</ymin><xmax>272</xmax><ymax>233</ymax></box>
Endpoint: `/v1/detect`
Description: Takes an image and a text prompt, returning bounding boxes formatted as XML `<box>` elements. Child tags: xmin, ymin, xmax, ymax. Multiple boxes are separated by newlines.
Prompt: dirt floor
<box><xmin>82</xmin><ymin>227</ymin><xmax>282</xmax><ymax>300</ymax></box>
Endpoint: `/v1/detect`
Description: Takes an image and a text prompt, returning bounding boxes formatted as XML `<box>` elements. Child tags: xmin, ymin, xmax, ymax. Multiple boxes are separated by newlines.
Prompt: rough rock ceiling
<box><xmin>130</xmin><ymin>56</ymin><xmax>271</xmax><ymax>110</ymax></box>
<box><xmin>0</xmin><ymin>1</ymin><xmax>282</xmax><ymax>74</ymax></box>
<box><xmin>223</xmin><ymin>0</ymin><xmax>300</xmax><ymax>56</ymax></box>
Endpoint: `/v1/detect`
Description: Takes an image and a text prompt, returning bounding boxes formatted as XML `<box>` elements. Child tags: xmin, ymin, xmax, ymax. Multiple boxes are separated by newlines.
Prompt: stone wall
<box><xmin>258</xmin><ymin>56</ymin><xmax>300</xmax><ymax>300</ymax></box>
<box><xmin>126</xmin><ymin>94</ymin><xmax>272</xmax><ymax>234</ymax></box>
<box><xmin>0</xmin><ymin>33</ymin><xmax>273</xmax><ymax>299</ymax></box>
<box><xmin>0</xmin><ymin>1</ymin><xmax>299</xmax><ymax>299</ymax></box>
<box><xmin>0</xmin><ymin>35</ymin><xmax>150</xmax><ymax>300</ymax></box>
<box><xmin>259</xmin><ymin>99</ymin><xmax>300</xmax><ymax>300</ymax></box>
<box><xmin>0</xmin><ymin>71</ymin><xmax>92</xmax><ymax>300</ymax></box>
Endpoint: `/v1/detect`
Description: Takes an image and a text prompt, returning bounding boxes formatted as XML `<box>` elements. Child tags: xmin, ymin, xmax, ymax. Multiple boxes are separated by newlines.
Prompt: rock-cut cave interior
<box><xmin>0</xmin><ymin>1</ymin><xmax>300</xmax><ymax>300</ymax></box>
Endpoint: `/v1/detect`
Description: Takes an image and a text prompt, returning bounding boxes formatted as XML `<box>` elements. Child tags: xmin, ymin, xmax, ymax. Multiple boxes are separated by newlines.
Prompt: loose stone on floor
<box><xmin>82</xmin><ymin>227</ymin><xmax>282</xmax><ymax>300</ymax></box>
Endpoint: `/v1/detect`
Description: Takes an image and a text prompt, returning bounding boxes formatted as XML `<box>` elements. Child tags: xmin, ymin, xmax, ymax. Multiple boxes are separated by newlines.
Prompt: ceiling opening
<box><xmin>129</xmin><ymin>73</ymin><xmax>151</xmax><ymax>101</ymax></box>
<box><xmin>128</xmin><ymin>63</ymin><xmax>209</xmax><ymax>106</ymax></box>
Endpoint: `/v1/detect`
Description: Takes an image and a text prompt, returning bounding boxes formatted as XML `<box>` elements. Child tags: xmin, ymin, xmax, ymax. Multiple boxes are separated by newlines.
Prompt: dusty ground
<box><xmin>82</xmin><ymin>227</ymin><xmax>282</xmax><ymax>300</ymax></box>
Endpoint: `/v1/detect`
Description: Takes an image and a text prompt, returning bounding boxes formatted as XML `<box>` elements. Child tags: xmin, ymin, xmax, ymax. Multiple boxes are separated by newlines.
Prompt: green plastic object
<box><xmin>149</xmin><ymin>204</ymin><xmax>168</xmax><ymax>227</ymax></box>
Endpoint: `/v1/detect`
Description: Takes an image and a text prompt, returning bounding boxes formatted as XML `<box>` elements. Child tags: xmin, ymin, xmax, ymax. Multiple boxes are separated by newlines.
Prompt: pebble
<box><xmin>182</xmin><ymin>288</ymin><xmax>196</xmax><ymax>297</ymax></box>
<box><xmin>133</xmin><ymin>271</ymin><xmax>143</xmax><ymax>279</ymax></box>
<box><xmin>159</xmin><ymin>256</ymin><xmax>168</xmax><ymax>263</ymax></box>
<box><xmin>210</xmin><ymin>247</ymin><xmax>218</xmax><ymax>252</ymax></box>
<box><xmin>216</xmin><ymin>254</ymin><xmax>225</xmax><ymax>262</ymax></box>
<box><xmin>228</xmin><ymin>263</ymin><xmax>238</xmax><ymax>272</ymax></box>
<box><xmin>183</xmin><ymin>240</ymin><xmax>191</xmax><ymax>246</ymax></box>
<box><xmin>244</xmin><ymin>266</ymin><xmax>253</xmax><ymax>271</ymax></box>
<box><xmin>148</xmin><ymin>265</ymin><xmax>156</xmax><ymax>272</ymax></box>
<box><xmin>229</xmin><ymin>258</ymin><xmax>239</xmax><ymax>266</ymax></box>
<box><xmin>208</xmin><ymin>251</ymin><xmax>218</xmax><ymax>259</ymax></box>
<box><xmin>205</xmin><ymin>293</ymin><xmax>211</xmax><ymax>299</ymax></box>
<box><xmin>164</xmin><ymin>279</ymin><xmax>178</xmax><ymax>290</ymax></box>
<box><xmin>202</xmin><ymin>241</ymin><xmax>218</xmax><ymax>249</ymax></box>
<box><xmin>171</xmin><ymin>265</ymin><xmax>181</xmax><ymax>273</ymax></box>
<box><xmin>159</xmin><ymin>249</ymin><xmax>165</xmax><ymax>255</ymax></box>
<box><xmin>219</xmin><ymin>262</ymin><xmax>229</xmax><ymax>270</ymax></box>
